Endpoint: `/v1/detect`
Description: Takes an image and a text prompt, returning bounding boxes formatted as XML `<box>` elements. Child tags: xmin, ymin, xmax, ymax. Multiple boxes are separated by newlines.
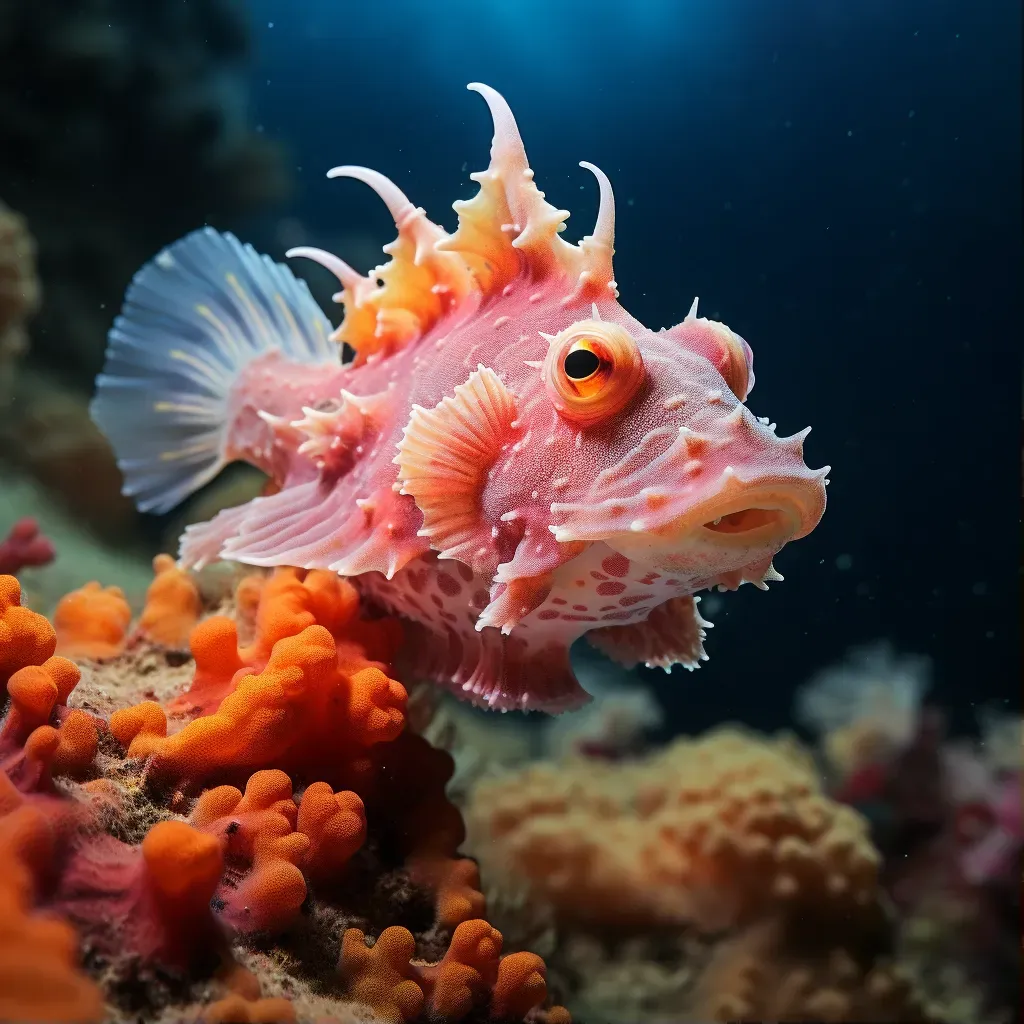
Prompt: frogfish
<box><xmin>91</xmin><ymin>84</ymin><xmax>829</xmax><ymax>712</ymax></box>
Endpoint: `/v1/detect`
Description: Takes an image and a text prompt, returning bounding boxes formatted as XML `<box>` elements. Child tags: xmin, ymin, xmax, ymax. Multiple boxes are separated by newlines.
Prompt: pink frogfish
<box><xmin>91</xmin><ymin>84</ymin><xmax>829</xmax><ymax>712</ymax></box>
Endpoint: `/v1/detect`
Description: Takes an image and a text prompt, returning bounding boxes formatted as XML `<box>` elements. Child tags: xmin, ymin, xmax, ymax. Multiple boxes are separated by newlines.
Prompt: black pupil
<box><xmin>564</xmin><ymin>348</ymin><xmax>601</xmax><ymax>380</ymax></box>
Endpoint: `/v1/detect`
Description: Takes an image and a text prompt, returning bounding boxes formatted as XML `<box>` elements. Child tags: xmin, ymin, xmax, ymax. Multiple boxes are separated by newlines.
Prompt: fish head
<box><xmin>543</xmin><ymin>305</ymin><xmax>828</xmax><ymax>588</ymax></box>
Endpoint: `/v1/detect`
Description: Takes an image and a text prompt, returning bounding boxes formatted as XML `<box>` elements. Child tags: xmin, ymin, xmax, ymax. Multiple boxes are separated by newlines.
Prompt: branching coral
<box><xmin>111</xmin><ymin>622</ymin><xmax>407</xmax><ymax>791</ymax></box>
<box><xmin>339</xmin><ymin>919</ymin><xmax>554</xmax><ymax>1024</ymax></box>
<box><xmin>467</xmin><ymin>727</ymin><xmax>881</xmax><ymax>936</ymax></box>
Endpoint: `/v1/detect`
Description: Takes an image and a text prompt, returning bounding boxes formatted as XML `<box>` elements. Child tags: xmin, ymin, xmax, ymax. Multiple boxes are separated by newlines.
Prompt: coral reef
<box><xmin>458</xmin><ymin>710</ymin><xmax>996</xmax><ymax>1022</ymax></box>
<box><xmin>0</xmin><ymin>567</ymin><xmax>570</xmax><ymax>1023</ymax></box>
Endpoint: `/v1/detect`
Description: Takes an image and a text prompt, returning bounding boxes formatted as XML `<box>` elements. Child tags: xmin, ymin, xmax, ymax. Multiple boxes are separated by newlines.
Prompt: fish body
<box><xmin>92</xmin><ymin>84</ymin><xmax>828</xmax><ymax>712</ymax></box>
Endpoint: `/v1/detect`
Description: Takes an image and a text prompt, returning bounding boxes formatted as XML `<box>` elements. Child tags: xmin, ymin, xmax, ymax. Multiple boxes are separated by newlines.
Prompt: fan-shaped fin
<box><xmin>394</xmin><ymin>365</ymin><xmax>518</xmax><ymax>575</ymax></box>
<box><xmin>91</xmin><ymin>228</ymin><xmax>337</xmax><ymax>513</ymax></box>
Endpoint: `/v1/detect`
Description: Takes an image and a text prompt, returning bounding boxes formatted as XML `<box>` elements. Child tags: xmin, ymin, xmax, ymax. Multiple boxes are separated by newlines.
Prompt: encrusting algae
<box><xmin>0</xmin><ymin>565</ymin><xmax>572</xmax><ymax>1023</ymax></box>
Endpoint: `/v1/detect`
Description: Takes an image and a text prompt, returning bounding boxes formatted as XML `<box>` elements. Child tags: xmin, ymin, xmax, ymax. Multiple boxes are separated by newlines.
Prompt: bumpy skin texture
<box><xmin>92</xmin><ymin>84</ymin><xmax>828</xmax><ymax>712</ymax></box>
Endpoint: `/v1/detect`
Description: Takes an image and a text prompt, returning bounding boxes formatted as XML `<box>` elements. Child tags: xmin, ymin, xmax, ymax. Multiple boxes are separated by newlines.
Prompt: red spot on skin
<box><xmin>552</xmin><ymin>597</ymin><xmax>567</xmax><ymax>605</ymax></box>
<box><xmin>538</xmin><ymin>610</ymin><xmax>559</xmax><ymax>621</ymax></box>
<box><xmin>619</xmin><ymin>593</ymin><xmax>649</xmax><ymax>607</ymax></box>
<box><xmin>407</xmin><ymin>569</ymin><xmax>427</xmax><ymax>594</ymax></box>
<box><xmin>472</xmin><ymin>589</ymin><xmax>490</xmax><ymax>609</ymax></box>
<box><xmin>599</xmin><ymin>604</ymin><xmax>616</xmax><ymax>611</ymax></box>
<box><xmin>597</xmin><ymin>581</ymin><xmax>626</xmax><ymax>596</ymax></box>
<box><xmin>573</xmin><ymin>604</ymin><xmax>587</xmax><ymax>611</ymax></box>
<box><xmin>640</xmin><ymin>572</ymin><xmax>661</xmax><ymax>585</ymax></box>
<box><xmin>442</xmin><ymin>611</ymin><xmax>458</xmax><ymax>624</ymax></box>
<box><xmin>456</xmin><ymin>562</ymin><xmax>474</xmax><ymax>583</ymax></box>
<box><xmin>431</xmin><ymin>594</ymin><xmax>444</xmax><ymax>609</ymax></box>
<box><xmin>601</xmin><ymin>554</ymin><xmax>630</xmax><ymax>578</ymax></box>
<box><xmin>666</xmin><ymin>578</ymin><xmax>680</xmax><ymax>586</ymax></box>
<box><xmin>562</xmin><ymin>614</ymin><xmax>597</xmax><ymax>622</ymax></box>
<box><xmin>602</xmin><ymin>609</ymin><xmax>636</xmax><ymax>621</ymax></box>
<box><xmin>437</xmin><ymin>572</ymin><xmax>462</xmax><ymax>597</ymax></box>
<box><xmin>574</xmin><ymin>579</ymin><xmax>586</xmax><ymax>587</ymax></box>
<box><xmin>589</xmin><ymin>571</ymin><xmax>609</xmax><ymax>581</ymax></box>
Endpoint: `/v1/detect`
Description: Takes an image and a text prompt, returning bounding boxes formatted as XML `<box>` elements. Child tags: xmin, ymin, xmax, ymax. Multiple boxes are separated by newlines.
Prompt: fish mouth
<box><xmin>666</xmin><ymin>474</ymin><xmax>824</xmax><ymax>545</ymax></box>
<box><xmin>697</xmin><ymin>494</ymin><xmax>805</xmax><ymax>545</ymax></box>
<box><xmin>603</xmin><ymin>474</ymin><xmax>826</xmax><ymax>573</ymax></box>
<box><xmin>703</xmin><ymin>506</ymin><xmax>791</xmax><ymax>536</ymax></box>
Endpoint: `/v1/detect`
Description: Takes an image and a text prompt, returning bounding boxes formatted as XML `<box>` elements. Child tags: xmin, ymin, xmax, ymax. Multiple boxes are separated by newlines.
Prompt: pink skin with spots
<box><xmin>93</xmin><ymin>84</ymin><xmax>828</xmax><ymax>712</ymax></box>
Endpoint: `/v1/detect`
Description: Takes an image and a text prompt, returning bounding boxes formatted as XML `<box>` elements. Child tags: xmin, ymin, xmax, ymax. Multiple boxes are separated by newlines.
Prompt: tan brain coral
<box><xmin>467</xmin><ymin>726</ymin><xmax>881</xmax><ymax>933</ymax></box>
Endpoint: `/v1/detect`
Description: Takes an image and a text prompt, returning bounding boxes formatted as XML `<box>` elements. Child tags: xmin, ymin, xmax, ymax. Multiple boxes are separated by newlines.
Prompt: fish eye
<box><xmin>563</xmin><ymin>345</ymin><xmax>602</xmax><ymax>381</ymax></box>
<box><xmin>543</xmin><ymin>319</ymin><xmax>644</xmax><ymax>427</ymax></box>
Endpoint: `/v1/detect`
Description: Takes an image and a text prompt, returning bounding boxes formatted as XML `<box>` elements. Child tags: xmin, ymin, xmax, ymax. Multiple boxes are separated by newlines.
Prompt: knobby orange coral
<box><xmin>137</xmin><ymin>553</ymin><xmax>202</xmax><ymax>647</ymax></box>
<box><xmin>0</xmin><ymin>570</ymin><xmax>567</xmax><ymax>1023</ymax></box>
<box><xmin>339</xmin><ymin>919</ymin><xmax>561</xmax><ymax>1024</ymax></box>
<box><xmin>53</xmin><ymin>580</ymin><xmax>132</xmax><ymax>659</ymax></box>
<box><xmin>0</xmin><ymin>574</ymin><xmax>56</xmax><ymax>690</ymax></box>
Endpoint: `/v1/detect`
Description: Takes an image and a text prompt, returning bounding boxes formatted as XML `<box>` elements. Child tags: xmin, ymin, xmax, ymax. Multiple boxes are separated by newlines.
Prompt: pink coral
<box><xmin>0</xmin><ymin>518</ymin><xmax>55</xmax><ymax>575</ymax></box>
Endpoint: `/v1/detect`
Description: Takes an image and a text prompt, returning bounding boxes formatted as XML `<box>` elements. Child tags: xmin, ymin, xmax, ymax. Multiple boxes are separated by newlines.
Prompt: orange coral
<box><xmin>0</xmin><ymin>569</ymin><xmax>565</xmax><ymax>1024</ymax></box>
<box><xmin>0</xmin><ymin>574</ymin><xmax>56</xmax><ymax>691</ymax></box>
<box><xmin>51</xmin><ymin>818</ymin><xmax>226</xmax><ymax>972</ymax></box>
<box><xmin>296</xmin><ymin>781</ymin><xmax>366</xmax><ymax>887</ymax></box>
<box><xmin>53</xmin><ymin>581</ymin><xmax>132</xmax><ymax>660</ymax></box>
<box><xmin>339</xmin><ymin>920</ymin><xmax>560</xmax><ymax>1024</ymax></box>
<box><xmin>166</xmin><ymin>567</ymin><xmax>400</xmax><ymax>722</ymax></box>
<box><xmin>137</xmin><ymin>553</ymin><xmax>201</xmax><ymax>648</ymax></box>
<box><xmin>112</xmin><ymin>624</ymin><xmax>406</xmax><ymax>790</ymax></box>
<box><xmin>340</xmin><ymin>926</ymin><xmax>425</xmax><ymax>1024</ymax></box>
<box><xmin>0</xmin><ymin>779</ymin><xmax>104</xmax><ymax>1023</ymax></box>
<box><xmin>419</xmin><ymin>919</ymin><xmax>502</xmax><ymax>1018</ymax></box>
<box><xmin>1</xmin><ymin>656</ymin><xmax>98</xmax><ymax>789</ymax></box>
<box><xmin>407</xmin><ymin>855</ymin><xmax>486</xmax><ymax>932</ymax></box>
<box><xmin>138</xmin><ymin>819</ymin><xmax>226</xmax><ymax>959</ymax></box>
<box><xmin>190</xmin><ymin>769</ymin><xmax>309</xmax><ymax>933</ymax></box>
<box><xmin>199</xmin><ymin>993</ymin><xmax>297</xmax><ymax>1023</ymax></box>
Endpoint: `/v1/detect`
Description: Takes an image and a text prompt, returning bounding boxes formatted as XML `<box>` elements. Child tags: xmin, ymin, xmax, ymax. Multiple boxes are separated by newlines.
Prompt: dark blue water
<box><xmin>245</xmin><ymin>0</ymin><xmax>1021</xmax><ymax>733</ymax></box>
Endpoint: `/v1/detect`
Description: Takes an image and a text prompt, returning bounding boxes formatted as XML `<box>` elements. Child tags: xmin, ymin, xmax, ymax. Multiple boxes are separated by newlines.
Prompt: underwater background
<box><xmin>0</xmin><ymin>1</ymin><xmax>1019</xmax><ymax>1022</ymax></box>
